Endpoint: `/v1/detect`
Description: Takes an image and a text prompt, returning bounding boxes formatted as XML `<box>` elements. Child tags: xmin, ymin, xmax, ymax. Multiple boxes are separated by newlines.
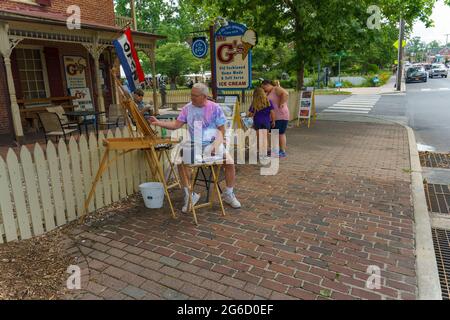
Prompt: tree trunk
<box><xmin>170</xmin><ymin>77</ymin><xmax>177</xmax><ymax>90</ymax></box>
<box><xmin>296</xmin><ymin>60</ymin><xmax>305</xmax><ymax>91</ymax></box>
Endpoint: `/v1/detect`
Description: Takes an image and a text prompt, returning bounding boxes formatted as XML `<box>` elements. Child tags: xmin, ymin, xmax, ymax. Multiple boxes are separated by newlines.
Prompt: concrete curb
<box><xmin>405</xmin><ymin>126</ymin><xmax>442</xmax><ymax>300</ymax></box>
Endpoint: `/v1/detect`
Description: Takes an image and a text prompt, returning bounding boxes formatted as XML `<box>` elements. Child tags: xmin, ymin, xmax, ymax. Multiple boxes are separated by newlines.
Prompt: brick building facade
<box><xmin>0</xmin><ymin>0</ymin><xmax>164</xmax><ymax>142</ymax></box>
<box><xmin>0</xmin><ymin>0</ymin><xmax>115</xmax><ymax>26</ymax></box>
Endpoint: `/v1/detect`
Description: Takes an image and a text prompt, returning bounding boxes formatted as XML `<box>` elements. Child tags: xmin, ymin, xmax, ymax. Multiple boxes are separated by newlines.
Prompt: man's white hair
<box><xmin>192</xmin><ymin>83</ymin><xmax>209</xmax><ymax>96</ymax></box>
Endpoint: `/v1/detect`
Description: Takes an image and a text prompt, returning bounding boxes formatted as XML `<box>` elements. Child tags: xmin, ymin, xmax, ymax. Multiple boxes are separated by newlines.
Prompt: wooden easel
<box><xmin>80</xmin><ymin>74</ymin><xmax>180</xmax><ymax>222</ymax></box>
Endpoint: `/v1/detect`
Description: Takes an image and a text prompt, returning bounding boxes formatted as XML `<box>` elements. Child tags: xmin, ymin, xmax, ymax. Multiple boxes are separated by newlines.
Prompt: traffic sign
<box><xmin>393</xmin><ymin>40</ymin><xmax>406</xmax><ymax>49</ymax></box>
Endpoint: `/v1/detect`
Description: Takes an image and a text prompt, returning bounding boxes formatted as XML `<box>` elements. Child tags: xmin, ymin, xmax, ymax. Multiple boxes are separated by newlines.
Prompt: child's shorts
<box><xmin>253</xmin><ymin>122</ymin><xmax>271</xmax><ymax>130</ymax></box>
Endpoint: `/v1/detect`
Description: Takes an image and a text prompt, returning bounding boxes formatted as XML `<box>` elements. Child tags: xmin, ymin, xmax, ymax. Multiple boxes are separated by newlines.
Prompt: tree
<box><xmin>155</xmin><ymin>42</ymin><xmax>199</xmax><ymax>89</ymax></box>
<box><xmin>114</xmin><ymin>0</ymin><xmax>219</xmax><ymax>79</ymax></box>
<box><xmin>114</xmin><ymin>0</ymin><xmax>220</xmax><ymax>43</ymax></box>
<box><xmin>195</xmin><ymin>0</ymin><xmax>437</xmax><ymax>89</ymax></box>
<box><xmin>427</xmin><ymin>40</ymin><xmax>441</xmax><ymax>49</ymax></box>
<box><xmin>251</xmin><ymin>37</ymin><xmax>295</xmax><ymax>80</ymax></box>
<box><xmin>406</xmin><ymin>36</ymin><xmax>427</xmax><ymax>62</ymax></box>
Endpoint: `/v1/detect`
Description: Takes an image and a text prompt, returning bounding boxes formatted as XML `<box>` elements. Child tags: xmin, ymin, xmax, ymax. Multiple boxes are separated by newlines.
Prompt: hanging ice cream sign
<box><xmin>214</xmin><ymin>22</ymin><xmax>257</xmax><ymax>90</ymax></box>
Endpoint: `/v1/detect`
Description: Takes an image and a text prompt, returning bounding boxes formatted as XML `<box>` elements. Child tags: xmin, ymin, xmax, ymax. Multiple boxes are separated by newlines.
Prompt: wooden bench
<box><xmin>18</xmin><ymin>96</ymin><xmax>76</xmax><ymax>132</ymax></box>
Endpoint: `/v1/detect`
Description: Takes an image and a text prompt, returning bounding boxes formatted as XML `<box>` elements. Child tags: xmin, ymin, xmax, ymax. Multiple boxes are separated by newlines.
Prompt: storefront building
<box><xmin>0</xmin><ymin>0</ymin><xmax>164</xmax><ymax>142</ymax></box>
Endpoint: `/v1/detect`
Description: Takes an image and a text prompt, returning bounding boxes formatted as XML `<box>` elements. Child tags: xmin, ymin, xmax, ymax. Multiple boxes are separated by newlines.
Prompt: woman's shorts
<box><xmin>273</xmin><ymin>120</ymin><xmax>289</xmax><ymax>135</ymax></box>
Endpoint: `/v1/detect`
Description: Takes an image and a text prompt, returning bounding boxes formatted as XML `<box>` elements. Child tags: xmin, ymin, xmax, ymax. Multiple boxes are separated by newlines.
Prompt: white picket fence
<box><xmin>0</xmin><ymin>127</ymin><xmax>160</xmax><ymax>243</ymax></box>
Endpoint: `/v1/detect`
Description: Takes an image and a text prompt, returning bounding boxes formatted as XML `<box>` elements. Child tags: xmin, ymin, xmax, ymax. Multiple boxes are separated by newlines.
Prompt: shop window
<box><xmin>16</xmin><ymin>48</ymin><xmax>49</xmax><ymax>100</ymax></box>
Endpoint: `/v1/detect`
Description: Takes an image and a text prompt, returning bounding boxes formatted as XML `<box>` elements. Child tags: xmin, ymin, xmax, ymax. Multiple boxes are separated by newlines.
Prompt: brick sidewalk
<box><xmin>65</xmin><ymin>121</ymin><xmax>416</xmax><ymax>300</ymax></box>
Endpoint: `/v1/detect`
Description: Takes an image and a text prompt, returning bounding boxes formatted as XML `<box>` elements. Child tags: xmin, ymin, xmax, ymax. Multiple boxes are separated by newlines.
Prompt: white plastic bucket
<box><xmin>139</xmin><ymin>182</ymin><xmax>165</xmax><ymax>209</ymax></box>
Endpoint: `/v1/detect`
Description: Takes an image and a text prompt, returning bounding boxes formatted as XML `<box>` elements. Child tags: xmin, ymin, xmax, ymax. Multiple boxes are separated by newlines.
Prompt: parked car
<box><xmin>429</xmin><ymin>64</ymin><xmax>448</xmax><ymax>78</ymax></box>
<box><xmin>406</xmin><ymin>66</ymin><xmax>427</xmax><ymax>83</ymax></box>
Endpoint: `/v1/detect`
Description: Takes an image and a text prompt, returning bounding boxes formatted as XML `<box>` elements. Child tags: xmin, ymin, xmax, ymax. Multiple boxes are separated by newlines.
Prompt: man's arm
<box><xmin>148</xmin><ymin>117</ymin><xmax>185</xmax><ymax>130</ymax></box>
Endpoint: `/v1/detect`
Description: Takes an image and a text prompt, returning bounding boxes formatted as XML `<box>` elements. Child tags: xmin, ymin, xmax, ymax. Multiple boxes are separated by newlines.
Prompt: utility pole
<box><xmin>445</xmin><ymin>34</ymin><xmax>450</xmax><ymax>48</ymax></box>
<box><xmin>317</xmin><ymin>60</ymin><xmax>321</xmax><ymax>89</ymax></box>
<box><xmin>338</xmin><ymin>55</ymin><xmax>342</xmax><ymax>85</ymax></box>
<box><xmin>396</xmin><ymin>17</ymin><xmax>405</xmax><ymax>91</ymax></box>
<box><xmin>130</xmin><ymin>0</ymin><xmax>138</xmax><ymax>31</ymax></box>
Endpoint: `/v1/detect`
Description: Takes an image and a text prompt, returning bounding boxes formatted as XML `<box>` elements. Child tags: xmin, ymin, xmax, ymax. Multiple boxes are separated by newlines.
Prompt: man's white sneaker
<box><xmin>222</xmin><ymin>192</ymin><xmax>241</xmax><ymax>209</ymax></box>
<box><xmin>182</xmin><ymin>192</ymin><xmax>200</xmax><ymax>213</ymax></box>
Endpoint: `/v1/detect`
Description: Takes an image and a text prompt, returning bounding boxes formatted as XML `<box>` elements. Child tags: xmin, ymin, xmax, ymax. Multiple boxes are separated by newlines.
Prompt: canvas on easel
<box><xmin>216</xmin><ymin>94</ymin><xmax>242</xmax><ymax>135</ymax></box>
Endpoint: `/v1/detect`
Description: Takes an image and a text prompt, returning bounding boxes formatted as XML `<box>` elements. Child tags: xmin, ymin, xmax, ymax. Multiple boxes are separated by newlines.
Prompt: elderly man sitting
<box><xmin>148</xmin><ymin>83</ymin><xmax>241</xmax><ymax>213</ymax></box>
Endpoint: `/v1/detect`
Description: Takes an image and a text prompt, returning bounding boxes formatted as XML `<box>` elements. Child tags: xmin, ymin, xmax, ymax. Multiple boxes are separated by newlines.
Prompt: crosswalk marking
<box><xmin>334</xmin><ymin>102</ymin><xmax>376</xmax><ymax>106</ymax></box>
<box><xmin>328</xmin><ymin>106</ymin><xmax>372</xmax><ymax>111</ymax></box>
<box><xmin>418</xmin><ymin>88</ymin><xmax>450</xmax><ymax>92</ymax></box>
<box><xmin>322</xmin><ymin>95</ymin><xmax>380</xmax><ymax>115</ymax></box>
<box><xmin>323</xmin><ymin>109</ymin><xmax>369</xmax><ymax>114</ymax></box>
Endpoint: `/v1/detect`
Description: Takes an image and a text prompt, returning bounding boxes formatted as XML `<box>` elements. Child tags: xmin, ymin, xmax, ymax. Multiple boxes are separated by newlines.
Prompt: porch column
<box><xmin>111</xmin><ymin>54</ymin><xmax>121</xmax><ymax>105</ymax></box>
<box><xmin>142</xmin><ymin>43</ymin><xmax>159</xmax><ymax>115</ymax></box>
<box><xmin>0</xmin><ymin>23</ymin><xmax>24</xmax><ymax>143</ymax></box>
<box><xmin>83</xmin><ymin>33</ymin><xmax>108</xmax><ymax>122</ymax></box>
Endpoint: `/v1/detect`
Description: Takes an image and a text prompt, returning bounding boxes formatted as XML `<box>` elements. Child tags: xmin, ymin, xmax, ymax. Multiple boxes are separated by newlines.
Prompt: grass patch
<box><xmin>315</xmin><ymin>89</ymin><xmax>352</xmax><ymax>95</ymax></box>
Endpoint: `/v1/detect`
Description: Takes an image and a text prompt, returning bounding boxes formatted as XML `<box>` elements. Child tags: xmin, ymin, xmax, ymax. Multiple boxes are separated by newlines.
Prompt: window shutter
<box><xmin>43</xmin><ymin>47</ymin><xmax>65</xmax><ymax>97</ymax></box>
<box><xmin>36</xmin><ymin>0</ymin><xmax>51</xmax><ymax>6</ymax></box>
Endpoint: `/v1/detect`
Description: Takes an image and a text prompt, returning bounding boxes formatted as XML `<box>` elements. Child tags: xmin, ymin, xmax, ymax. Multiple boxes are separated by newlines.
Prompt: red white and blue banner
<box><xmin>113</xmin><ymin>27</ymin><xmax>145</xmax><ymax>92</ymax></box>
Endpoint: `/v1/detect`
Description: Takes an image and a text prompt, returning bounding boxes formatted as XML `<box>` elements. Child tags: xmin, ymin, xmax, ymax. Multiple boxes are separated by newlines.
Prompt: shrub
<box><xmin>280</xmin><ymin>79</ymin><xmax>297</xmax><ymax>88</ymax></box>
<box><xmin>367</xmin><ymin>64</ymin><xmax>379</xmax><ymax>74</ymax></box>
<box><xmin>330</xmin><ymin>79</ymin><xmax>353</xmax><ymax>88</ymax></box>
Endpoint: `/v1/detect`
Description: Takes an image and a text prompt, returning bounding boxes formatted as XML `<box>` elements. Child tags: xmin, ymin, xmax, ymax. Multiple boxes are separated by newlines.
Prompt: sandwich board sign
<box><xmin>297</xmin><ymin>88</ymin><xmax>316</xmax><ymax>128</ymax></box>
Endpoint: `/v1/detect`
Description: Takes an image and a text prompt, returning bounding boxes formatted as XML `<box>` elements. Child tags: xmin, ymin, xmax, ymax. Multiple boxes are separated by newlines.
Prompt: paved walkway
<box><xmin>64</xmin><ymin>121</ymin><xmax>417</xmax><ymax>300</ymax></box>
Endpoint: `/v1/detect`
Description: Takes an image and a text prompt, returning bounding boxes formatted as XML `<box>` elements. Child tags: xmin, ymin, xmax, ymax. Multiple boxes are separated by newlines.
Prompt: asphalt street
<box><xmin>403</xmin><ymin>76</ymin><xmax>450</xmax><ymax>153</ymax></box>
<box><xmin>315</xmin><ymin>75</ymin><xmax>450</xmax><ymax>153</ymax></box>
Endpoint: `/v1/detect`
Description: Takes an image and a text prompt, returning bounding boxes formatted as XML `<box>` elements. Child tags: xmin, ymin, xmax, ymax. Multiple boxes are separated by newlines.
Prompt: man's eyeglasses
<box><xmin>191</xmin><ymin>93</ymin><xmax>203</xmax><ymax>98</ymax></box>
